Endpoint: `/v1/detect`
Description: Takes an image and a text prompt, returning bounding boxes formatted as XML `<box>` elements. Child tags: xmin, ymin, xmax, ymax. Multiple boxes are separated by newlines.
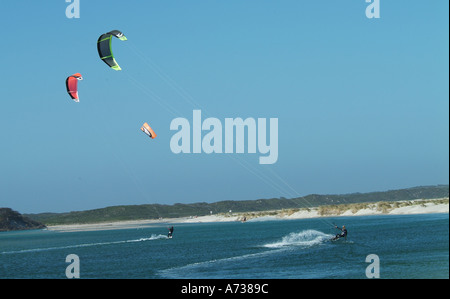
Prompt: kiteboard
<box><xmin>330</xmin><ymin>236</ymin><xmax>346</xmax><ymax>242</ymax></box>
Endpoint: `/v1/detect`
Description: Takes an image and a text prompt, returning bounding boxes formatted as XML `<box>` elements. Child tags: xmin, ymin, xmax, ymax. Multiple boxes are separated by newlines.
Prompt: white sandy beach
<box><xmin>47</xmin><ymin>198</ymin><xmax>449</xmax><ymax>232</ymax></box>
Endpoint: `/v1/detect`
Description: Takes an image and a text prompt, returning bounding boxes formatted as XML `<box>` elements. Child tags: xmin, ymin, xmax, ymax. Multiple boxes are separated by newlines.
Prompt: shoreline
<box><xmin>47</xmin><ymin>198</ymin><xmax>449</xmax><ymax>232</ymax></box>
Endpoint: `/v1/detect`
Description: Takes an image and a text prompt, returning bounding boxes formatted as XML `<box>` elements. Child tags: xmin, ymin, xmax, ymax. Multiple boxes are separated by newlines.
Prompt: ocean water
<box><xmin>0</xmin><ymin>213</ymin><xmax>448</xmax><ymax>279</ymax></box>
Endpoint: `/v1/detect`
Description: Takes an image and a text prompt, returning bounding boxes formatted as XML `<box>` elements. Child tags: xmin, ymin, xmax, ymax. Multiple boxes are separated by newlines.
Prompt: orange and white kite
<box><xmin>141</xmin><ymin>123</ymin><xmax>157</xmax><ymax>139</ymax></box>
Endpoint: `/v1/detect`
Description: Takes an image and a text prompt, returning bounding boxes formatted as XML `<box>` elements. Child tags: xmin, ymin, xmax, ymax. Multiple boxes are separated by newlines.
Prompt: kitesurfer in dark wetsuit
<box><xmin>168</xmin><ymin>226</ymin><xmax>174</xmax><ymax>238</ymax></box>
<box><xmin>333</xmin><ymin>225</ymin><xmax>347</xmax><ymax>240</ymax></box>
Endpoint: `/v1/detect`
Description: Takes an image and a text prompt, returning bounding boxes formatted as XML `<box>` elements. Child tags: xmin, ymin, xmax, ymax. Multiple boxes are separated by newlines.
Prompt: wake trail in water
<box><xmin>0</xmin><ymin>234</ymin><xmax>167</xmax><ymax>255</ymax></box>
<box><xmin>159</xmin><ymin>230</ymin><xmax>333</xmax><ymax>278</ymax></box>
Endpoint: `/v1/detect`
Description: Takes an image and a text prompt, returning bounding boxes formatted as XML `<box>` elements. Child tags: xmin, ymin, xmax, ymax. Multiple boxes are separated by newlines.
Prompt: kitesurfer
<box><xmin>332</xmin><ymin>225</ymin><xmax>347</xmax><ymax>240</ymax></box>
<box><xmin>168</xmin><ymin>226</ymin><xmax>174</xmax><ymax>238</ymax></box>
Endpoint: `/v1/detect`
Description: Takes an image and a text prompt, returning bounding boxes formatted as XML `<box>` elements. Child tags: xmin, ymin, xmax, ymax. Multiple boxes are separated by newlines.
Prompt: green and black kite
<box><xmin>97</xmin><ymin>30</ymin><xmax>127</xmax><ymax>71</ymax></box>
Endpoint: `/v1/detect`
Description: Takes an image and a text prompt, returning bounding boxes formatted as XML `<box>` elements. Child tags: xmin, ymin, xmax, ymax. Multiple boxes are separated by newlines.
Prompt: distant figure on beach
<box><xmin>332</xmin><ymin>225</ymin><xmax>347</xmax><ymax>241</ymax></box>
<box><xmin>168</xmin><ymin>226</ymin><xmax>174</xmax><ymax>238</ymax></box>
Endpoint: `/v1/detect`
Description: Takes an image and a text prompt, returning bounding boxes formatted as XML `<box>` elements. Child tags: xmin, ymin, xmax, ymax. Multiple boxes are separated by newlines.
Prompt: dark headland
<box><xmin>0</xmin><ymin>208</ymin><xmax>46</xmax><ymax>232</ymax></box>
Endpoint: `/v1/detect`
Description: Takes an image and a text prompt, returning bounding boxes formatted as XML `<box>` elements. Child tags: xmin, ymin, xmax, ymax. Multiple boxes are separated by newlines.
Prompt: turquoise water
<box><xmin>0</xmin><ymin>213</ymin><xmax>448</xmax><ymax>279</ymax></box>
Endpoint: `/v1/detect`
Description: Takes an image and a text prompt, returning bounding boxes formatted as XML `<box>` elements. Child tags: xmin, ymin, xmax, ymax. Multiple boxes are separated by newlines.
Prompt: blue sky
<box><xmin>0</xmin><ymin>0</ymin><xmax>448</xmax><ymax>213</ymax></box>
